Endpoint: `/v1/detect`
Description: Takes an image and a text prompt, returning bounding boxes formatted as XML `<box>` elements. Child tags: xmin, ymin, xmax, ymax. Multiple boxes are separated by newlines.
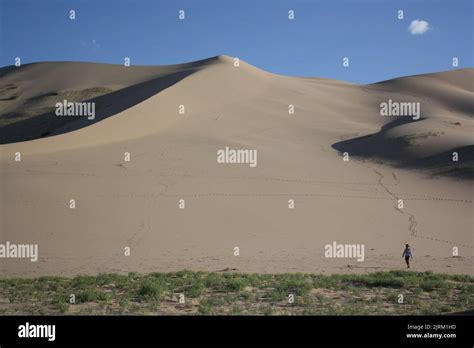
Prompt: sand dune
<box><xmin>0</xmin><ymin>57</ymin><xmax>226</xmax><ymax>144</ymax></box>
<box><xmin>0</xmin><ymin>56</ymin><xmax>472</xmax><ymax>277</ymax></box>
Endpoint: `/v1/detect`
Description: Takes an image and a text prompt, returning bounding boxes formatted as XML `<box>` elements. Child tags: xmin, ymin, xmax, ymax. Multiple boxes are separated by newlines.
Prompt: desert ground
<box><xmin>0</xmin><ymin>56</ymin><xmax>472</xmax><ymax>277</ymax></box>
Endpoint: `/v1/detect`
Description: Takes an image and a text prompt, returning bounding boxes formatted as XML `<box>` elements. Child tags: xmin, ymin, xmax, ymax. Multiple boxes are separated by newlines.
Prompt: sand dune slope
<box><xmin>0</xmin><ymin>57</ymin><xmax>221</xmax><ymax>143</ymax></box>
<box><xmin>0</xmin><ymin>56</ymin><xmax>472</xmax><ymax>277</ymax></box>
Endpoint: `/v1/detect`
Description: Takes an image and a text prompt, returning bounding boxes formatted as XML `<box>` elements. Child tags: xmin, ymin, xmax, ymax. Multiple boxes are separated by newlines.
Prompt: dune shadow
<box><xmin>331</xmin><ymin>117</ymin><xmax>474</xmax><ymax>180</ymax></box>
<box><xmin>0</xmin><ymin>66</ymin><xmax>19</xmax><ymax>79</ymax></box>
<box><xmin>332</xmin><ymin>117</ymin><xmax>423</xmax><ymax>160</ymax></box>
<box><xmin>0</xmin><ymin>68</ymin><xmax>196</xmax><ymax>144</ymax></box>
<box><xmin>416</xmin><ymin>145</ymin><xmax>474</xmax><ymax>179</ymax></box>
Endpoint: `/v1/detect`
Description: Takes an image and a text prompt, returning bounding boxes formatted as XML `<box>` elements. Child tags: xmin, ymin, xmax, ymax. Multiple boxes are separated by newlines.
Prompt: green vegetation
<box><xmin>0</xmin><ymin>271</ymin><xmax>472</xmax><ymax>315</ymax></box>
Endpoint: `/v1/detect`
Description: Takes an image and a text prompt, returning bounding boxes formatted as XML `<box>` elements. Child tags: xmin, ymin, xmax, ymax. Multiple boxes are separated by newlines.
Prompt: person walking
<box><xmin>402</xmin><ymin>244</ymin><xmax>413</xmax><ymax>268</ymax></box>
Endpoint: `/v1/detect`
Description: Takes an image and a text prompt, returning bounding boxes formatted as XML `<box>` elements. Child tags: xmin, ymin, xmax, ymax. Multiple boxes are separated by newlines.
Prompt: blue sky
<box><xmin>1</xmin><ymin>0</ymin><xmax>472</xmax><ymax>83</ymax></box>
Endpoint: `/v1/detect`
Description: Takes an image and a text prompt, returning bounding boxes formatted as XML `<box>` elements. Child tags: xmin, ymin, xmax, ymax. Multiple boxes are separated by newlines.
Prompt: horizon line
<box><xmin>1</xmin><ymin>55</ymin><xmax>472</xmax><ymax>85</ymax></box>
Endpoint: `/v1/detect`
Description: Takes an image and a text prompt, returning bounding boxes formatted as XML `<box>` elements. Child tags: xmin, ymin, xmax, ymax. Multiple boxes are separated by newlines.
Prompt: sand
<box><xmin>0</xmin><ymin>55</ymin><xmax>472</xmax><ymax>277</ymax></box>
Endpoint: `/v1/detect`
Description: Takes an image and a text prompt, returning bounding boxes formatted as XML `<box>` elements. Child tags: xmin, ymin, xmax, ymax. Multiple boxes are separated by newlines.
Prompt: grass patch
<box><xmin>77</xmin><ymin>289</ymin><xmax>108</xmax><ymax>303</ymax></box>
<box><xmin>138</xmin><ymin>280</ymin><xmax>164</xmax><ymax>300</ymax></box>
<box><xmin>0</xmin><ymin>270</ymin><xmax>471</xmax><ymax>315</ymax></box>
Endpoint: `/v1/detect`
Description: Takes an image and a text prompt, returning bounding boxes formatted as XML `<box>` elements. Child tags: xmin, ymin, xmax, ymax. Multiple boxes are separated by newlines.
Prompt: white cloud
<box><xmin>408</xmin><ymin>19</ymin><xmax>431</xmax><ymax>35</ymax></box>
